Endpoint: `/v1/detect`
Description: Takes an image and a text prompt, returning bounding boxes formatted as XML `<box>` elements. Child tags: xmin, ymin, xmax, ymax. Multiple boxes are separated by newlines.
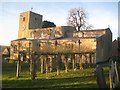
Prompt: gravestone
<box><xmin>96</xmin><ymin>65</ymin><xmax>107</xmax><ymax>88</ymax></box>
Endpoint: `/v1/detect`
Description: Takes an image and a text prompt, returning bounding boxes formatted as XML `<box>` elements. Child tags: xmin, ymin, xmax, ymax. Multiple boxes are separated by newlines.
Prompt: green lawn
<box><xmin>2</xmin><ymin>61</ymin><xmax>111</xmax><ymax>89</ymax></box>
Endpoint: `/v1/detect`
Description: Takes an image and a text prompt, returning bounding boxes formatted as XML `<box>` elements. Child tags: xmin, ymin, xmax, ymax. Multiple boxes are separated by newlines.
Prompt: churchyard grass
<box><xmin>2</xmin><ymin>60</ymin><xmax>118</xmax><ymax>89</ymax></box>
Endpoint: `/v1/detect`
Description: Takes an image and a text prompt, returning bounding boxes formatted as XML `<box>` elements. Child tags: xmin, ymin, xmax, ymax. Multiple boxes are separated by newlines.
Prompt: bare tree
<box><xmin>67</xmin><ymin>7</ymin><xmax>93</xmax><ymax>31</ymax></box>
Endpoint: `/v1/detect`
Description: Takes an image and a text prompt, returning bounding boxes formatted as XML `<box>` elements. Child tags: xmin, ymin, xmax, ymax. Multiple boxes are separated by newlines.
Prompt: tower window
<box><xmin>23</xmin><ymin>17</ymin><xmax>25</xmax><ymax>21</ymax></box>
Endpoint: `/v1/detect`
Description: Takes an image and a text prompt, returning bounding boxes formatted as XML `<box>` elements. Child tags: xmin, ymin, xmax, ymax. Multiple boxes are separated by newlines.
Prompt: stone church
<box><xmin>18</xmin><ymin>11</ymin><xmax>74</xmax><ymax>39</ymax></box>
<box><xmin>10</xmin><ymin>11</ymin><xmax>112</xmax><ymax>65</ymax></box>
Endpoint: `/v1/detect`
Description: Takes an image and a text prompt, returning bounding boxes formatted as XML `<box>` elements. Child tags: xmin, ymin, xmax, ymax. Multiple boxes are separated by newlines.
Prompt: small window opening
<box><xmin>23</xmin><ymin>17</ymin><xmax>25</xmax><ymax>21</ymax></box>
<box><xmin>35</xmin><ymin>18</ymin><xmax>37</xmax><ymax>21</ymax></box>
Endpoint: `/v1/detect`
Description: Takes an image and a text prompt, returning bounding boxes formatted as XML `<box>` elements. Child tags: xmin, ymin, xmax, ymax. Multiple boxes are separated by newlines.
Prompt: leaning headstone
<box><xmin>109</xmin><ymin>61</ymin><xmax>116</xmax><ymax>90</ymax></box>
<box><xmin>114</xmin><ymin>61</ymin><xmax>120</xmax><ymax>82</ymax></box>
<box><xmin>96</xmin><ymin>65</ymin><xmax>107</xmax><ymax>88</ymax></box>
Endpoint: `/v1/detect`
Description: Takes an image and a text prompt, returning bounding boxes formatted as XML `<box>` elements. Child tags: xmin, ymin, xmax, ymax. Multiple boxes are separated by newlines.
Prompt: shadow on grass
<box><xmin>2</xmin><ymin>76</ymin><xmax>97</xmax><ymax>89</ymax></box>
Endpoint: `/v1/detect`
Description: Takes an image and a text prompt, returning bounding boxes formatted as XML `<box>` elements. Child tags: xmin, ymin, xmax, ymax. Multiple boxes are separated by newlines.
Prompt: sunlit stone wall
<box><xmin>73</xmin><ymin>29</ymin><xmax>105</xmax><ymax>37</ymax></box>
<box><xmin>14</xmin><ymin>11</ymin><xmax>112</xmax><ymax>64</ymax></box>
<box><xmin>18</xmin><ymin>11</ymin><xmax>43</xmax><ymax>38</ymax></box>
<box><xmin>18</xmin><ymin>26</ymin><xmax>75</xmax><ymax>39</ymax></box>
<box><xmin>11</xmin><ymin>28</ymin><xmax>112</xmax><ymax>64</ymax></box>
<box><xmin>10</xmin><ymin>37</ymin><xmax>96</xmax><ymax>60</ymax></box>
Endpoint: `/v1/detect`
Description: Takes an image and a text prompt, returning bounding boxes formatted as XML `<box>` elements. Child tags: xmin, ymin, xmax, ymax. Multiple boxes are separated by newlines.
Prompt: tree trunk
<box><xmin>49</xmin><ymin>57</ymin><xmax>53</xmax><ymax>72</ymax></box>
<box><xmin>89</xmin><ymin>53</ymin><xmax>92</xmax><ymax>67</ymax></box>
<box><xmin>40</xmin><ymin>57</ymin><xmax>44</xmax><ymax>74</ymax></box>
<box><xmin>79</xmin><ymin>54</ymin><xmax>83</xmax><ymax>70</ymax></box>
<box><xmin>45</xmin><ymin>55</ymin><xmax>49</xmax><ymax>79</ymax></box>
<box><xmin>71</xmin><ymin>54</ymin><xmax>75</xmax><ymax>71</ymax></box>
<box><xmin>29</xmin><ymin>56</ymin><xmax>32</xmax><ymax>77</ymax></box>
<box><xmin>74</xmin><ymin>54</ymin><xmax>77</xmax><ymax>70</ymax></box>
<box><xmin>56</xmin><ymin>55</ymin><xmax>60</xmax><ymax>75</ymax></box>
<box><xmin>64</xmin><ymin>55</ymin><xmax>68</xmax><ymax>73</ymax></box>
<box><xmin>16</xmin><ymin>45</ymin><xmax>21</xmax><ymax>78</ymax></box>
<box><xmin>16</xmin><ymin>55</ymin><xmax>21</xmax><ymax>78</ymax></box>
<box><xmin>30</xmin><ymin>53</ymin><xmax>36</xmax><ymax>80</ymax></box>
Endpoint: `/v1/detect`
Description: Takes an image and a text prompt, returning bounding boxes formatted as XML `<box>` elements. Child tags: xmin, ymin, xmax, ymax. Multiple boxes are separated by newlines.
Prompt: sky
<box><xmin>118</xmin><ymin>2</ymin><xmax>120</xmax><ymax>37</ymax></box>
<box><xmin>0</xmin><ymin>1</ymin><xmax>119</xmax><ymax>46</ymax></box>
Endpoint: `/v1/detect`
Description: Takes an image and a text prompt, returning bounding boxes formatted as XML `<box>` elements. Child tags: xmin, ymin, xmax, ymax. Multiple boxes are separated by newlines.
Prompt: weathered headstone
<box><xmin>109</xmin><ymin>61</ymin><xmax>116</xmax><ymax>90</ymax></box>
<box><xmin>96</xmin><ymin>65</ymin><xmax>107</xmax><ymax>88</ymax></box>
<box><xmin>114</xmin><ymin>61</ymin><xmax>120</xmax><ymax>82</ymax></box>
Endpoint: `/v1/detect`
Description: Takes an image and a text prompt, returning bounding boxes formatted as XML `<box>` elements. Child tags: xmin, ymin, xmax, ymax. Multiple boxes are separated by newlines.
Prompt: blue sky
<box><xmin>0</xmin><ymin>1</ymin><xmax>119</xmax><ymax>45</ymax></box>
<box><xmin>118</xmin><ymin>2</ymin><xmax>120</xmax><ymax>37</ymax></box>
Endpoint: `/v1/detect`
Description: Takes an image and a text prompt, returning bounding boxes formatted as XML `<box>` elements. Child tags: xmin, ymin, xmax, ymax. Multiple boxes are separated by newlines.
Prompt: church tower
<box><xmin>18</xmin><ymin>11</ymin><xmax>43</xmax><ymax>38</ymax></box>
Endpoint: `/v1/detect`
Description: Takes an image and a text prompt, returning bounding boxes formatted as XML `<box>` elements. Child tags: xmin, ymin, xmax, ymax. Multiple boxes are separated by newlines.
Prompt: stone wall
<box><xmin>112</xmin><ymin>39</ymin><xmax>118</xmax><ymax>56</ymax></box>
<box><xmin>73</xmin><ymin>29</ymin><xmax>105</xmax><ymax>37</ymax></box>
<box><xmin>10</xmin><ymin>37</ymin><xmax>96</xmax><ymax>60</ymax></box>
<box><xmin>12</xmin><ymin>28</ymin><xmax>112</xmax><ymax>64</ymax></box>
<box><xmin>18</xmin><ymin>11</ymin><xmax>75</xmax><ymax>39</ymax></box>
<box><xmin>29</xmin><ymin>11</ymin><xmax>43</xmax><ymax>29</ymax></box>
<box><xmin>18</xmin><ymin>26</ymin><xmax>75</xmax><ymax>39</ymax></box>
<box><xmin>18</xmin><ymin>11</ymin><xmax>43</xmax><ymax>38</ymax></box>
